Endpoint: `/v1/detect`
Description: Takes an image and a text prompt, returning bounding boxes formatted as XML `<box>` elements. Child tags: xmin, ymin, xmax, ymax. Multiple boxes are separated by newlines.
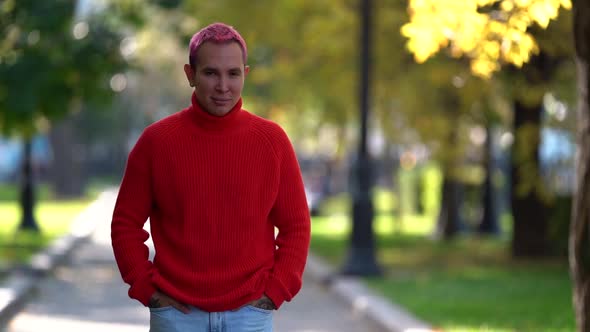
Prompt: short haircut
<box><xmin>188</xmin><ymin>22</ymin><xmax>248</xmax><ymax>69</ymax></box>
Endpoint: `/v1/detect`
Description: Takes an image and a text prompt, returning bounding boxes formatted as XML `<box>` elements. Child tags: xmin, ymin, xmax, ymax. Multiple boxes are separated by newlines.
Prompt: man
<box><xmin>111</xmin><ymin>22</ymin><xmax>311</xmax><ymax>332</ymax></box>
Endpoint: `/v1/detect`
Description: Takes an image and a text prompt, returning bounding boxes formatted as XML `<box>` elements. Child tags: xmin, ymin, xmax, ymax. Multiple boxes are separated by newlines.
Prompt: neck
<box><xmin>186</xmin><ymin>92</ymin><xmax>244</xmax><ymax>132</ymax></box>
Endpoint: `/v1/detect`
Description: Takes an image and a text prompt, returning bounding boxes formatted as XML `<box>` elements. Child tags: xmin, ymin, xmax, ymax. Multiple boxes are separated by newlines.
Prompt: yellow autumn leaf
<box><xmin>508</xmin><ymin>14</ymin><xmax>532</xmax><ymax>31</ymax></box>
<box><xmin>471</xmin><ymin>58</ymin><xmax>498</xmax><ymax>79</ymax></box>
<box><xmin>528</xmin><ymin>1</ymin><xmax>558</xmax><ymax>28</ymax></box>
<box><xmin>401</xmin><ymin>23</ymin><xmax>447</xmax><ymax>63</ymax></box>
<box><xmin>476</xmin><ymin>0</ymin><xmax>497</xmax><ymax>6</ymax></box>
<box><xmin>504</xmin><ymin>32</ymin><xmax>538</xmax><ymax>67</ymax></box>
<box><xmin>515</xmin><ymin>0</ymin><xmax>533</xmax><ymax>7</ymax></box>
<box><xmin>487</xmin><ymin>20</ymin><xmax>507</xmax><ymax>36</ymax></box>
<box><xmin>482</xmin><ymin>40</ymin><xmax>501</xmax><ymax>58</ymax></box>
<box><xmin>501</xmin><ymin>0</ymin><xmax>514</xmax><ymax>11</ymax></box>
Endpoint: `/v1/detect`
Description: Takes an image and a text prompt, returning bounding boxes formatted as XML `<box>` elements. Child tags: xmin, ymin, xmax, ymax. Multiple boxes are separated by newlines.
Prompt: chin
<box><xmin>213</xmin><ymin>108</ymin><xmax>231</xmax><ymax>116</ymax></box>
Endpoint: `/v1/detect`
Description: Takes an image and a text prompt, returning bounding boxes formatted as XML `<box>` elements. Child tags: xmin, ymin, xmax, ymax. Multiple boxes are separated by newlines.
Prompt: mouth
<box><xmin>211</xmin><ymin>97</ymin><xmax>231</xmax><ymax>106</ymax></box>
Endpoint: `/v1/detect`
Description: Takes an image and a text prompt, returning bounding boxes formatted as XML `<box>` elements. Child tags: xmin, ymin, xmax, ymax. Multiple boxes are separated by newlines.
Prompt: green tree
<box><xmin>0</xmin><ymin>0</ymin><xmax>129</xmax><ymax>230</ymax></box>
<box><xmin>370</xmin><ymin>0</ymin><xmax>510</xmax><ymax>239</ymax></box>
<box><xmin>402</xmin><ymin>0</ymin><xmax>574</xmax><ymax>254</ymax></box>
<box><xmin>401</xmin><ymin>0</ymin><xmax>590</xmax><ymax>328</ymax></box>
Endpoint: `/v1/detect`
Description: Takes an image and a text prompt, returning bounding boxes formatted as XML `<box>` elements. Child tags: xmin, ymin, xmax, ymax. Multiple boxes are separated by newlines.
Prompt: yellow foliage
<box><xmin>528</xmin><ymin>1</ymin><xmax>560</xmax><ymax>27</ymax></box>
<box><xmin>472</xmin><ymin>58</ymin><xmax>499</xmax><ymax>78</ymax></box>
<box><xmin>501</xmin><ymin>1</ymin><xmax>514</xmax><ymax>11</ymax></box>
<box><xmin>402</xmin><ymin>0</ymin><xmax>571</xmax><ymax>79</ymax></box>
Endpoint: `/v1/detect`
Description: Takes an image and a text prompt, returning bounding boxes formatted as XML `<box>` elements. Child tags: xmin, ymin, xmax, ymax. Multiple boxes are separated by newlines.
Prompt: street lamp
<box><xmin>341</xmin><ymin>0</ymin><xmax>381</xmax><ymax>276</ymax></box>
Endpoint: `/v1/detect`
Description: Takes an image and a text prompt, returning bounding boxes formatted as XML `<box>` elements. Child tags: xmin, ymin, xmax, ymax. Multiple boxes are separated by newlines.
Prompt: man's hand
<box><xmin>248</xmin><ymin>295</ymin><xmax>276</xmax><ymax>310</ymax></box>
<box><xmin>149</xmin><ymin>291</ymin><xmax>190</xmax><ymax>314</ymax></box>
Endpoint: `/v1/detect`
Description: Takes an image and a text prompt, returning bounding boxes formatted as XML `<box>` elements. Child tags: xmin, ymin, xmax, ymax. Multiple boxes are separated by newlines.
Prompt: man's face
<box><xmin>185</xmin><ymin>41</ymin><xmax>249</xmax><ymax>117</ymax></box>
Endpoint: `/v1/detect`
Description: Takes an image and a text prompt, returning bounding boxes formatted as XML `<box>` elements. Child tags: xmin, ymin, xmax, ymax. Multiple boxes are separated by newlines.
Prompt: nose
<box><xmin>216</xmin><ymin>75</ymin><xmax>229</xmax><ymax>92</ymax></box>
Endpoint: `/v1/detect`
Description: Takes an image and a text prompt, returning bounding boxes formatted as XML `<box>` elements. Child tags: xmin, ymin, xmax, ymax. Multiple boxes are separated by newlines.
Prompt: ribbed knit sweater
<box><xmin>111</xmin><ymin>93</ymin><xmax>311</xmax><ymax>312</ymax></box>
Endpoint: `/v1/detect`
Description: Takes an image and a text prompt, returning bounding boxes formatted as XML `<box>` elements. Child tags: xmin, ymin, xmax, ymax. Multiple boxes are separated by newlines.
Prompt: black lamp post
<box><xmin>341</xmin><ymin>0</ymin><xmax>381</xmax><ymax>276</ymax></box>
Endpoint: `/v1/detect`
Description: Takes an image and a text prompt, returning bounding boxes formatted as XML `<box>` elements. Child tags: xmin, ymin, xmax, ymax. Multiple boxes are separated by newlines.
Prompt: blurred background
<box><xmin>0</xmin><ymin>0</ymin><xmax>583</xmax><ymax>331</ymax></box>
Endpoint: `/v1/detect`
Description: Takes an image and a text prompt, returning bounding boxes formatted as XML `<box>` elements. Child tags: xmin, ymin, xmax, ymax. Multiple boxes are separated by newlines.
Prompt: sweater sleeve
<box><xmin>264</xmin><ymin>129</ymin><xmax>311</xmax><ymax>309</ymax></box>
<box><xmin>111</xmin><ymin>130</ymin><xmax>156</xmax><ymax>307</ymax></box>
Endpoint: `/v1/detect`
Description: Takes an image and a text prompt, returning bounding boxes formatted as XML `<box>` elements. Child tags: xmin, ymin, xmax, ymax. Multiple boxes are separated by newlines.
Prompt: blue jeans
<box><xmin>149</xmin><ymin>305</ymin><xmax>273</xmax><ymax>332</ymax></box>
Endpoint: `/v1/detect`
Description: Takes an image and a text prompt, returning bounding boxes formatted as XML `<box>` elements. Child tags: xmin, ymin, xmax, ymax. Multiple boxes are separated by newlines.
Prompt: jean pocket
<box><xmin>245</xmin><ymin>305</ymin><xmax>273</xmax><ymax>314</ymax></box>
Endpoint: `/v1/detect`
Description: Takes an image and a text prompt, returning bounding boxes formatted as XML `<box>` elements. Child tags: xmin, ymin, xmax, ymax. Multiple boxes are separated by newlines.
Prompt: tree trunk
<box><xmin>49</xmin><ymin>111</ymin><xmax>86</xmax><ymax>199</ymax></box>
<box><xmin>569</xmin><ymin>1</ymin><xmax>590</xmax><ymax>330</ymax></box>
<box><xmin>395</xmin><ymin>163</ymin><xmax>404</xmax><ymax>232</ymax></box>
<box><xmin>478</xmin><ymin>125</ymin><xmax>500</xmax><ymax>234</ymax></box>
<box><xmin>415</xmin><ymin>166</ymin><xmax>425</xmax><ymax>215</ymax></box>
<box><xmin>510</xmin><ymin>100</ymin><xmax>549</xmax><ymax>257</ymax></box>
<box><xmin>18</xmin><ymin>138</ymin><xmax>39</xmax><ymax>232</ymax></box>
<box><xmin>435</xmin><ymin>173</ymin><xmax>462</xmax><ymax>239</ymax></box>
<box><xmin>435</xmin><ymin>118</ymin><xmax>463</xmax><ymax>240</ymax></box>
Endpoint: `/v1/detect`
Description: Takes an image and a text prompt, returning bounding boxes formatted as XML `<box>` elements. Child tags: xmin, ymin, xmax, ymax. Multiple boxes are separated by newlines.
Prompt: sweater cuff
<box><xmin>264</xmin><ymin>276</ymin><xmax>290</xmax><ymax>309</ymax></box>
<box><xmin>128</xmin><ymin>273</ymin><xmax>157</xmax><ymax>307</ymax></box>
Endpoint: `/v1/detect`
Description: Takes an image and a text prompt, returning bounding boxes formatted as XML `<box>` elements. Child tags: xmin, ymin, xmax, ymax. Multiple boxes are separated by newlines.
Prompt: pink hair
<box><xmin>188</xmin><ymin>22</ymin><xmax>248</xmax><ymax>68</ymax></box>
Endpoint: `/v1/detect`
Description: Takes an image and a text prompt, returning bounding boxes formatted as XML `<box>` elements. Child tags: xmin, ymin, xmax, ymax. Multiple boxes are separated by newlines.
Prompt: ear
<box><xmin>244</xmin><ymin>65</ymin><xmax>250</xmax><ymax>76</ymax></box>
<box><xmin>184</xmin><ymin>64</ymin><xmax>196</xmax><ymax>87</ymax></box>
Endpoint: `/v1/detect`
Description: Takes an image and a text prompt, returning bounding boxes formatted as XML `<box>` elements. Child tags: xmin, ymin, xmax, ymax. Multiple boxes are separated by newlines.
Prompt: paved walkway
<box><xmin>5</xmin><ymin>195</ymin><xmax>382</xmax><ymax>332</ymax></box>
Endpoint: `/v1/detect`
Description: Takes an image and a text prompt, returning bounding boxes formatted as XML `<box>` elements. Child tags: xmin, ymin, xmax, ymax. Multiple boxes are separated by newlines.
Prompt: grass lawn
<box><xmin>311</xmin><ymin>190</ymin><xmax>574</xmax><ymax>332</ymax></box>
<box><xmin>0</xmin><ymin>183</ymin><xmax>93</xmax><ymax>266</ymax></box>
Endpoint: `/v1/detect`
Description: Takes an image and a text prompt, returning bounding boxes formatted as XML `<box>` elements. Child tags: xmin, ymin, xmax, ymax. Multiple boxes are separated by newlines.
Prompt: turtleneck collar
<box><xmin>186</xmin><ymin>92</ymin><xmax>244</xmax><ymax>132</ymax></box>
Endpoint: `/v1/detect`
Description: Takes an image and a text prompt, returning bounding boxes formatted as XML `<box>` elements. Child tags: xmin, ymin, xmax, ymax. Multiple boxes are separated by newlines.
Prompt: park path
<box><xmin>6</xmin><ymin>191</ymin><xmax>382</xmax><ymax>332</ymax></box>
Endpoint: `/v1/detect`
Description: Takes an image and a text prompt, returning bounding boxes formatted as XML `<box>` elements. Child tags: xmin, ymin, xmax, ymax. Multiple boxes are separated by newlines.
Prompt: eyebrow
<box><xmin>200</xmin><ymin>66</ymin><xmax>243</xmax><ymax>72</ymax></box>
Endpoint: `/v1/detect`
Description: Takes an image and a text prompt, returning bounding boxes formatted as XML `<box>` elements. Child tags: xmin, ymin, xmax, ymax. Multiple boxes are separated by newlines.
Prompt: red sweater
<box><xmin>111</xmin><ymin>94</ymin><xmax>310</xmax><ymax>311</ymax></box>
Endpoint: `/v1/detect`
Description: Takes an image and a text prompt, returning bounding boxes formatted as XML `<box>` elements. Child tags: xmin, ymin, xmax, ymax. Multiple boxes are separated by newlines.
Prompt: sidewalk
<box><xmin>1</xmin><ymin>190</ymin><xmax>433</xmax><ymax>332</ymax></box>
